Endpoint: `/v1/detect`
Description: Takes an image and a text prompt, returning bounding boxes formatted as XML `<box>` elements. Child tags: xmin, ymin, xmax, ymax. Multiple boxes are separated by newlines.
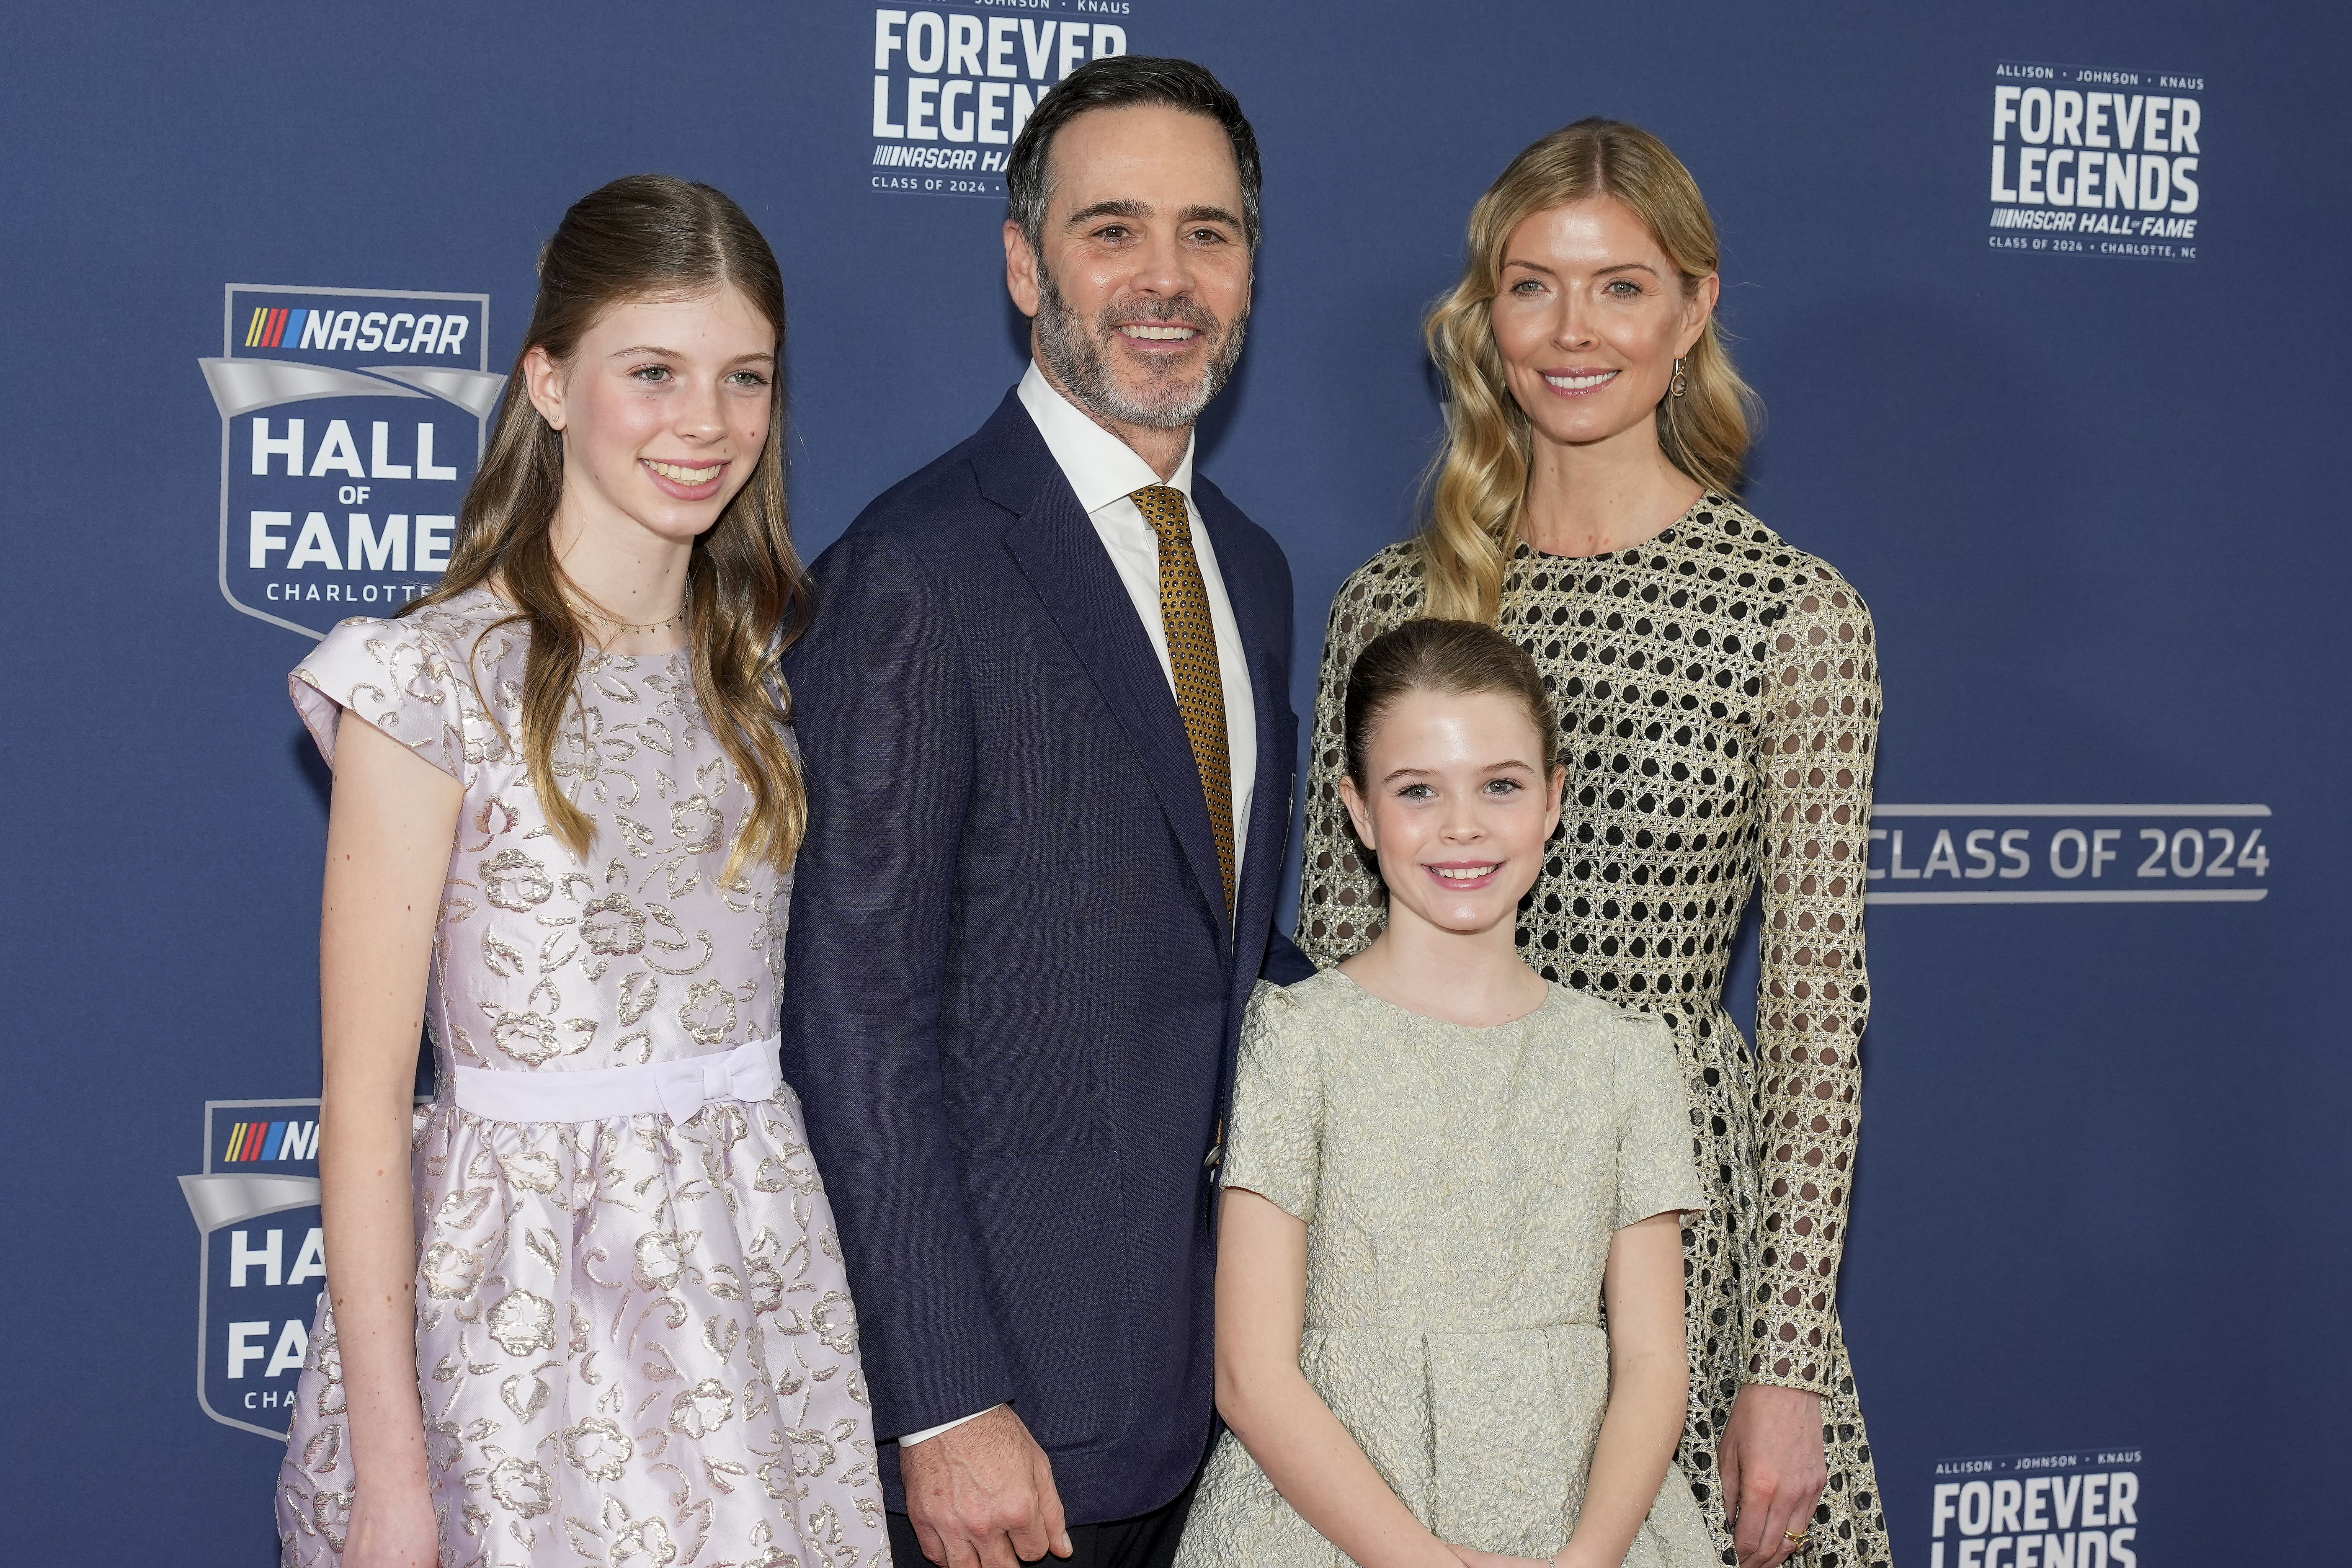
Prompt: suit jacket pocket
<box><xmin>964</xmin><ymin>1147</ymin><xmax>1135</xmax><ymax>1456</ymax></box>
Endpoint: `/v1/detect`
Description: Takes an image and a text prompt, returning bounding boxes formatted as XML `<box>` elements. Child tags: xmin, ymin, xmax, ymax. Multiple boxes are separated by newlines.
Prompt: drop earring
<box><xmin>1670</xmin><ymin>357</ymin><xmax>1689</xmax><ymax>398</ymax></box>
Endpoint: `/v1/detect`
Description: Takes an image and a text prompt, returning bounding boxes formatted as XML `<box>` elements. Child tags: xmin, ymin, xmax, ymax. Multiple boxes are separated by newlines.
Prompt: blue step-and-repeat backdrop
<box><xmin>4</xmin><ymin>3</ymin><xmax>2344</xmax><ymax>1562</ymax></box>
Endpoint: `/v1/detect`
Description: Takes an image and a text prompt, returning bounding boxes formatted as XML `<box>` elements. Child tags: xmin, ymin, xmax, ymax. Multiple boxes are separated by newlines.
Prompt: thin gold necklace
<box><xmin>591</xmin><ymin>606</ymin><xmax>686</xmax><ymax>637</ymax></box>
<box><xmin>583</xmin><ymin>585</ymin><xmax>690</xmax><ymax>640</ymax></box>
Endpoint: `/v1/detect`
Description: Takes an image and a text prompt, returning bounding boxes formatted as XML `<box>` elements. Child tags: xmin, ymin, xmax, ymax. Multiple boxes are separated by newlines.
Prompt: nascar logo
<box><xmin>220</xmin><ymin>1117</ymin><xmax>320</xmax><ymax>1163</ymax></box>
<box><xmin>181</xmin><ymin>1097</ymin><xmax>327</xmax><ymax>1438</ymax></box>
<box><xmin>240</xmin><ymin>304</ymin><xmax>473</xmax><ymax>357</ymax></box>
<box><xmin>200</xmin><ymin>283</ymin><xmax>505</xmax><ymax>640</ymax></box>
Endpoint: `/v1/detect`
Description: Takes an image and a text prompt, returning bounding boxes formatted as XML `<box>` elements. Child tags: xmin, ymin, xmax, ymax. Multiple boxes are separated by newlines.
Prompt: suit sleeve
<box><xmin>1259</xmin><ymin>550</ymin><xmax>1320</xmax><ymax>989</ymax></box>
<box><xmin>1261</xmin><ymin>928</ymin><xmax>1317</xmax><ymax>986</ymax></box>
<box><xmin>780</xmin><ymin>527</ymin><xmax>1016</xmax><ymax>1440</ymax></box>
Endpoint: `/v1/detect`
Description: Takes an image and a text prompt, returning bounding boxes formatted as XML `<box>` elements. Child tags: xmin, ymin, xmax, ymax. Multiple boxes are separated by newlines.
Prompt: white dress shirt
<box><xmin>1016</xmin><ymin>362</ymin><xmax>1256</xmax><ymax>870</ymax></box>
<box><xmin>895</xmin><ymin>366</ymin><xmax>1259</xmax><ymax>1450</ymax></box>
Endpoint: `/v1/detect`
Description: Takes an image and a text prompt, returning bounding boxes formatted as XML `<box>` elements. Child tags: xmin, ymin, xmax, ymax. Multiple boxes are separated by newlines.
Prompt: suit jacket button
<box><xmin>1204</xmin><ymin>1144</ymin><xmax>1222</xmax><ymax>1169</ymax></box>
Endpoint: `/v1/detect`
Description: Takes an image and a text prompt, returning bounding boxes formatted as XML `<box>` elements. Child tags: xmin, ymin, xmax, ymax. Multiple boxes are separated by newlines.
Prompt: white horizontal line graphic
<box><xmin>1867</xmin><ymin>888</ymin><xmax>2268</xmax><ymax>905</ymax></box>
<box><xmin>1873</xmin><ymin>804</ymin><xmax>2271</xmax><ymax>818</ymax></box>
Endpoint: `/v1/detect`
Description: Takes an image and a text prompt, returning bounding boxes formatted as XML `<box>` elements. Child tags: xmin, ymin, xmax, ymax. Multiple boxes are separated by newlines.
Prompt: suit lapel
<box><xmin>1197</xmin><ymin>484</ymin><xmax>1292</xmax><ymax>952</ymax></box>
<box><xmin>980</xmin><ymin>398</ymin><xmax>1231</xmax><ymax>937</ymax></box>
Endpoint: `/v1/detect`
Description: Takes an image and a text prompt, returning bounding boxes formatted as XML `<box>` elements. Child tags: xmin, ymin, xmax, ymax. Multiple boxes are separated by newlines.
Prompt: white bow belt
<box><xmin>451</xmin><ymin>1037</ymin><xmax>782</xmax><ymax>1126</ymax></box>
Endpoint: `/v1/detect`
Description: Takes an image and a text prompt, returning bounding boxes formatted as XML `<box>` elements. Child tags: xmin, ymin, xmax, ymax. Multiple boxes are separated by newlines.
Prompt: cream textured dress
<box><xmin>1296</xmin><ymin>495</ymin><xmax>1888</xmax><ymax>1568</ymax></box>
<box><xmin>1176</xmin><ymin>972</ymin><xmax>1715</xmax><ymax>1568</ymax></box>
<box><xmin>274</xmin><ymin>587</ymin><xmax>889</xmax><ymax>1568</ymax></box>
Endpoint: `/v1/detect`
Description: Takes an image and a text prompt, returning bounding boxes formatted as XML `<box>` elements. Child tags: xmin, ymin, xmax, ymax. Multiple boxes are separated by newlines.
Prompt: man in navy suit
<box><xmin>781</xmin><ymin>55</ymin><xmax>1313</xmax><ymax>1568</ymax></box>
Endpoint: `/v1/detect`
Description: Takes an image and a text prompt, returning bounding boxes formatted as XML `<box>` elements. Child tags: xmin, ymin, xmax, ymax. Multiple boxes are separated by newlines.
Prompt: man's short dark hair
<box><xmin>1007</xmin><ymin>55</ymin><xmax>1262</xmax><ymax>250</ymax></box>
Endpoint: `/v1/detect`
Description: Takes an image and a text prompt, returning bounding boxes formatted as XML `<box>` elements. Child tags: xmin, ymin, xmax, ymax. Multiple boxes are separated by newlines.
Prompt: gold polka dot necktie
<box><xmin>1131</xmin><ymin>483</ymin><xmax>1233</xmax><ymax>920</ymax></box>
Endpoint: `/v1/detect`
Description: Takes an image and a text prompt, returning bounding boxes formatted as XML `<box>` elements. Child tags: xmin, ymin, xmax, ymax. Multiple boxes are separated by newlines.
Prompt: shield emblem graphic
<box><xmin>181</xmin><ymin>1099</ymin><xmax>325</xmax><ymax>1437</ymax></box>
<box><xmin>200</xmin><ymin>284</ymin><xmax>505</xmax><ymax>638</ymax></box>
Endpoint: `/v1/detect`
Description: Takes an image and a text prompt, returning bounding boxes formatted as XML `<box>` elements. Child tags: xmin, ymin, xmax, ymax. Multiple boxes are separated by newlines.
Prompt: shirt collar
<box><xmin>1017</xmin><ymin>360</ymin><xmax>1196</xmax><ymax>516</ymax></box>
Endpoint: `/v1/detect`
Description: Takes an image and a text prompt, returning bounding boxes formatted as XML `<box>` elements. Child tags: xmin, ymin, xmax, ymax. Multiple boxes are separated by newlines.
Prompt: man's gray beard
<box><xmin>1034</xmin><ymin>265</ymin><xmax>1248</xmax><ymax>431</ymax></box>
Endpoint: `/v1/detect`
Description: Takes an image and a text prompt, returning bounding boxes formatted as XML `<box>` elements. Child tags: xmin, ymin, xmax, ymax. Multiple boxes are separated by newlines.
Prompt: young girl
<box><xmin>274</xmin><ymin>177</ymin><xmax>889</xmax><ymax>1568</ymax></box>
<box><xmin>1177</xmin><ymin>619</ymin><xmax>1713</xmax><ymax>1568</ymax></box>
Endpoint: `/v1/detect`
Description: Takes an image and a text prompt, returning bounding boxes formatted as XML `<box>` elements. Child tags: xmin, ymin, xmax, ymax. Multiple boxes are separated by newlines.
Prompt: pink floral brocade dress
<box><xmin>275</xmin><ymin>586</ymin><xmax>889</xmax><ymax>1568</ymax></box>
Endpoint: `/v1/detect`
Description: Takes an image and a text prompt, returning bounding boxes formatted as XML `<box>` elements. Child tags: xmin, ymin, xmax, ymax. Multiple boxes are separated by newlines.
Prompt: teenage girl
<box><xmin>276</xmin><ymin>176</ymin><xmax>888</xmax><ymax>1568</ymax></box>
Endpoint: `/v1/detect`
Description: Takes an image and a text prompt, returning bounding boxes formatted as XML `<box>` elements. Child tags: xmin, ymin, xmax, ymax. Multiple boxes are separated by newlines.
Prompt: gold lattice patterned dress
<box><xmin>1295</xmin><ymin>495</ymin><xmax>1891</xmax><ymax>1568</ymax></box>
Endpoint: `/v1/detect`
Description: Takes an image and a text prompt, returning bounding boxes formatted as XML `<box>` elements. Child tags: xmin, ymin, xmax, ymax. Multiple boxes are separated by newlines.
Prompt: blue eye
<box><xmin>633</xmin><ymin>365</ymin><xmax>672</xmax><ymax>382</ymax></box>
<box><xmin>1485</xmin><ymin>778</ymin><xmax>1523</xmax><ymax>794</ymax></box>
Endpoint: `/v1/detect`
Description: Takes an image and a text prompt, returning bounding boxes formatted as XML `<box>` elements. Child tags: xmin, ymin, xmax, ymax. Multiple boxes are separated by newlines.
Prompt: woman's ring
<box><xmin>1784</xmin><ymin>1531</ymin><xmax>1808</xmax><ymax>1544</ymax></box>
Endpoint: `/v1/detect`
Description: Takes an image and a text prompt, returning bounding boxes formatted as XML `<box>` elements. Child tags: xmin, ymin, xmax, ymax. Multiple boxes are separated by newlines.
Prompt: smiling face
<box><xmin>1489</xmin><ymin>196</ymin><xmax>1717</xmax><ymax>456</ymax></box>
<box><xmin>1005</xmin><ymin>103</ymin><xmax>1253</xmax><ymax>432</ymax></box>
<box><xmin>1341</xmin><ymin>686</ymin><xmax>1565</xmax><ymax>940</ymax></box>
<box><xmin>522</xmin><ymin>284</ymin><xmax>776</xmax><ymax>553</ymax></box>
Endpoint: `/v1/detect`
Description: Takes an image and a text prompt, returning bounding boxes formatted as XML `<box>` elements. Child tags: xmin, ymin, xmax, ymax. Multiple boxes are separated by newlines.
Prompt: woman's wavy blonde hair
<box><xmin>410</xmin><ymin>174</ymin><xmax>809</xmax><ymax>882</ymax></box>
<box><xmin>1420</xmin><ymin>118</ymin><xmax>1759</xmax><ymax>622</ymax></box>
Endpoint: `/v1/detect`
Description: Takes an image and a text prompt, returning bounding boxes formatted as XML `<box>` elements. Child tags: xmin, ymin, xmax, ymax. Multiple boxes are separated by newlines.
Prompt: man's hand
<box><xmin>1719</xmin><ymin>1384</ymin><xmax>1827</xmax><ymax>1568</ymax></box>
<box><xmin>900</xmin><ymin>1405</ymin><xmax>1073</xmax><ymax>1568</ymax></box>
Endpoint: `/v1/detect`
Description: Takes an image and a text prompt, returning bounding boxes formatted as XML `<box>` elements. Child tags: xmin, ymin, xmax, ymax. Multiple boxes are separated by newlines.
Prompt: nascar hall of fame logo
<box><xmin>869</xmin><ymin>3</ymin><xmax>1136</xmax><ymax>200</ymax></box>
<box><xmin>1987</xmin><ymin>62</ymin><xmax>2205</xmax><ymax>261</ymax></box>
<box><xmin>199</xmin><ymin>284</ymin><xmax>506</xmax><ymax>639</ymax></box>
<box><xmin>1929</xmin><ymin>1447</ymin><xmax>2144</xmax><ymax>1568</ymax></box>
<box><xmin>179</xmin><ymin>1099</ymin><xmax>325</xmax><ymax>1438</ymax></box>
<box><xmin>1867</xmin><ymin>803</ymin><xmax>2269</xmax><ymax>906</ymax></box>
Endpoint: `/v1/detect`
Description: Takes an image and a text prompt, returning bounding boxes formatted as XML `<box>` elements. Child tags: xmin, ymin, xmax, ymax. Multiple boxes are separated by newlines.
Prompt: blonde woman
<box><xmin>1295</xmin><ymin>121</ymin><xmax>1888</xmax><ymax>1568</ymax></box>
<box><xmin>275</xmin><ymin>176</ymin><xmax>887</xmax><ymax>1567</ymax></box>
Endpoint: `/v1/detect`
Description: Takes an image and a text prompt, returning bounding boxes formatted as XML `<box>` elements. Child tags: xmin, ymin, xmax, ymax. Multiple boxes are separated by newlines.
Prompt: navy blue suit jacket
<box><xmin>780</xmin><ymin>391</ymin><xmax>1313</xmax><ymax>1524</ymax></box>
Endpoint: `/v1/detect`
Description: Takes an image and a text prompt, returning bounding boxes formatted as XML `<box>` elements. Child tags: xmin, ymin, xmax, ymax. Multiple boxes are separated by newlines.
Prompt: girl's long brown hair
<box><xmin>1420</xmin><ymin>119</ymin><xmax>1761</xmax><ymax>623</ymax></box>
<box><xmin>410</xmin><ymin>174</ymin><xmax>809</xmax><ymax>881</ymax></box>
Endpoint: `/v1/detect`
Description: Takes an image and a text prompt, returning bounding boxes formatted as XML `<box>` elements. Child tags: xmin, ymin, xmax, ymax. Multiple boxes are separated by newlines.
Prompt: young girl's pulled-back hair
<box><xmin>1343</xmin><ymin>619</ymin><xmax>1560</xmax><ymax>789</ymax></box>
<box><xmin>410</xmin><ymin>173</ymin><xmax>808</xmax><ymax>881</ymax></box>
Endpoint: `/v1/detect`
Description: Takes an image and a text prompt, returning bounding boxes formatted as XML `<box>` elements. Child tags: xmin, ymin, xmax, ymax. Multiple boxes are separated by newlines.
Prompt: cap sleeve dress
<box><xmin>274</xmin><ymin>590</ymin><xmax>888</xmax><ymax>1568</ymax></box>
<box><xmin>1177</xmin><ymin>971</ymin><xmax>1713</xmax><ymax>1568</ymax></box>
